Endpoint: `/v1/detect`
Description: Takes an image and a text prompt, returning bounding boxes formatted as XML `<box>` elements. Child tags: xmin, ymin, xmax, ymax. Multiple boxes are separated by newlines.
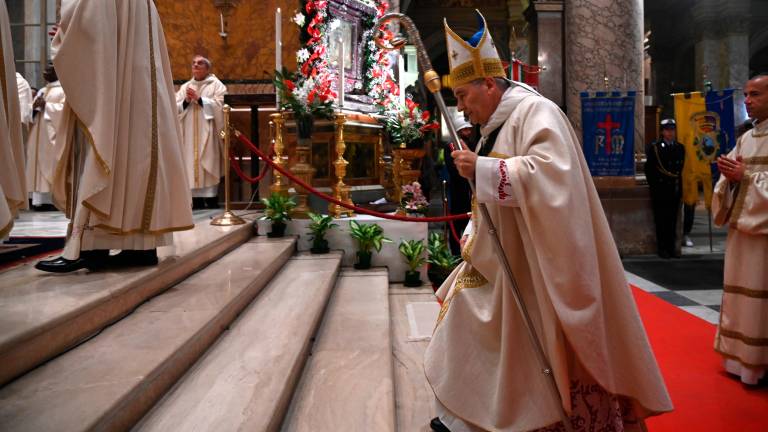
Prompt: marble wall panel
<box><xmin>565</xmin><ymin>0</ymin><xmax>644</xmax><ymax>150</ymax></box>
<box><xmin>156</xmin><ymin>1</ymin><xmax>300</xmax><ymax>81</ymax></box>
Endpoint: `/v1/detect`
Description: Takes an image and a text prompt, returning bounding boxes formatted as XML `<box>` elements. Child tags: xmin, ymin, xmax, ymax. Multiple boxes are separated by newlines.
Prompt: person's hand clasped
<box><xmin>185</xmin><ymin>87</ymin><xmax>199</xmax><ymax>103</ymax></box>
<box><xmin>717</xmin><ymin>155</ymin><xmax>745</xmax><ymax>182</ymax></box>
<box><xmin>452</xmin><ymin>149</ymin><xmax>477</xmax><ymax>180</ymax></box>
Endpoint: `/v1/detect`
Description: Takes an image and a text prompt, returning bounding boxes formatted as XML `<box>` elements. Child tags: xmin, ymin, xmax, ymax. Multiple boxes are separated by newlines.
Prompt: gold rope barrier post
<box><xmin>328</xmin><ymin>112</ymin><xmax>353</xmax><ymax>218</ymax></box>
<box><xmin>288</xmin><ymin>118</ymin><xmax>315</xmax><ymax>219</ymax></box>
<box><xmin>270</xmin><ymin>112</ymin><xmax>290</xmax><ymax>196</ymax></box>
<box><xmin>211</xmin><ymin>105</ymin><xmax>246</xmax><ymax>226</ymax></box>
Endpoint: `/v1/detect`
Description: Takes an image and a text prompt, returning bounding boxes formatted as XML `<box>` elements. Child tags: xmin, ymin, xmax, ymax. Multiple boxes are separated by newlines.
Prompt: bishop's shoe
<box><xmin>35</xmin><ymin>250</ymin><xmax>109</xmax><ymax>273</ymax></box>
<box><xmin>430</xmin><ymin>417</ymin><xmax>451</xmax><ymax>432</ymax></box>
<box><xmin>110</xmin><ymin>249</ymin><xmax>159</xmax><ymax>267</ymax></box>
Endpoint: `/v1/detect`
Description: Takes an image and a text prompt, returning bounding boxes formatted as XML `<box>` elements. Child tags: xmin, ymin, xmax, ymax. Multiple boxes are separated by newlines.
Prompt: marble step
<box><xmin>281</xmin><ymin>268</ymin><xmax>396</xmax><ymax>432</ymax></box>
<box><xmin>0</xmin><ymin>236</ymin><xmax>295</xmax><ymax>432</ymax></box>
<box><xmin>134</xmin><ymin>252</ymin><xmax>343</xmax><ymax>432</ymax></box>
<box><xmin>0</xmin><ymin>216</ymin><xmax>255</xmax><ymax>386</ymax></box>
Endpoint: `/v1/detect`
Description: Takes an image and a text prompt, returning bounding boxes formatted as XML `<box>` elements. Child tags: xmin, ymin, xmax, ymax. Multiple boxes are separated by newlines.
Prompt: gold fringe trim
<box><xmin>435</xmin><ymin>266</ymin><xmax>488</xmax><ymax>327</ymax></box>
<box><xmin>724</xmin><ymin>284</ymin><xmax>768</xmax><ymax>299</ymax></box>
<box><xmin>449</xmin><ymin>59</ymin><xmax>506</xmax><ymax>88</ymax></box>
<box><xmin>742</xmin><ymin>156</ymin><xmax>768</xmax><ymax>165</ymax></box>
<box><xmin>91</xmin><ymin>223</ymin><xmax>195</xmax><ymax>236</ymax></box>
<box><xmin>718</xmin><ymin>328</ymin><xmax>768</xmax><ymax>347</ymax></box>
<box><xmin>142</xmin><ymin>0</ymin><xmax>159</xmax><ymax>231</ymax></box>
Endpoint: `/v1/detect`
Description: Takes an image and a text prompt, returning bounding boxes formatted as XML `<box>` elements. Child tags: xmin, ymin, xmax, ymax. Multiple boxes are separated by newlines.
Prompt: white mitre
<box><xmin>444</xmin><ymin>10</ymin><xmax>506</xmax><ymax>88</ymax></box>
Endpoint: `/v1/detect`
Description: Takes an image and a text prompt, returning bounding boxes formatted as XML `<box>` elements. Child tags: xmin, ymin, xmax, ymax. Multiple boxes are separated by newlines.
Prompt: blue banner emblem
<box><xmin>580</xmin><ymin>91</ymin><xmax>636</xmax><ymax>176</ymax></box>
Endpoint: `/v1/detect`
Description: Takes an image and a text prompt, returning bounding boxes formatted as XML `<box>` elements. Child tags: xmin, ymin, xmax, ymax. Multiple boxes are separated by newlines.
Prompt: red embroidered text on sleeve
<box><xmin>497</xmin><ymin>160</ymin><xmax>510</xmax><ymax>200</ymax></box>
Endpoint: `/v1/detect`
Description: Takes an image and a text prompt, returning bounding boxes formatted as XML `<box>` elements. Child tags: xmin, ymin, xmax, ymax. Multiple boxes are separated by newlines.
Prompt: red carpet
<box><xmin>631</xmin><ymin>285</ymin><xmax>768</xmax><ymax>431</ymax></box>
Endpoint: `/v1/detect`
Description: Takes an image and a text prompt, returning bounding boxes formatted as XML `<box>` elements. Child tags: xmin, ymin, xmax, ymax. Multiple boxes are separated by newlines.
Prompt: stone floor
<box><xmin>622</xmin><ymin>204</ymin><xmax>728</xmax><ymax>324</ymax></box>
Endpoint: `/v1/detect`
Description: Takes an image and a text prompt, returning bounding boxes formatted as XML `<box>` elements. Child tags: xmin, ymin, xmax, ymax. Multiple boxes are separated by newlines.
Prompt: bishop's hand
<box><xmin>452</xmin><ymin>149</ymin><xmax>477</xmax><ymax>180</ymax></box>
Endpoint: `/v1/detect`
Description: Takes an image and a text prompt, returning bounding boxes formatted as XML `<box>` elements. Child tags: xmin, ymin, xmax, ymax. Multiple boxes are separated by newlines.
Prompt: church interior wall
<box><xmin>155</xmin><ymin>0</ymin><xmax>301</xmax><ymax>82</ymax></box>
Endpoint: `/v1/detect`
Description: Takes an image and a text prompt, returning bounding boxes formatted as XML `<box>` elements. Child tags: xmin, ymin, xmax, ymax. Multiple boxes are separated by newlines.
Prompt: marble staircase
<box><xmin>0</xmin><ymin>217</ymin><xmax>403</xmax><ymax>432</ymax></box>
<box><xmin>0</xmin><ymin>218</ymin><xmax>256</xmax><ymax>386</ymax></box>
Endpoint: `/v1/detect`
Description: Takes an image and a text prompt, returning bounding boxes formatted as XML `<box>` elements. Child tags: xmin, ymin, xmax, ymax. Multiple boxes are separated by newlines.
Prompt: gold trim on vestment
<box><xmin>488</xmin><ymin>151</ymin><xmax>510</xmax><ymax>159</ymax></box>
<box><xmin>718</xmin><ymin>328</ymin><xmax>768</xmax><ymax>347</ymax></box>
<box><xmin>724</xmin><ymin>284</ymin><xmax>768</xmax><ymax>299</ymax></box>
<box><xmin>74</xmin><ymin>116</ymin><xmax>111</xmax><ymax>176</ymax></box>
<box><xmin>142</xmin><ymin>0</ymin><xmax>159</xmax><ymax>231</ymax></box>
<box><xmin>436</xmin><ymin>266</ymin><xmax>488</xmax><ymax>327</ymax></box>
<box><xmin>193</xmin><ymin>100</ymin><xmax>200</xmax><ymax>188</ymax></box>
<box><xmin>449</xmin><ymin>60</ymin><xmax>506</xmax><ymax>88</ymax></box>
<box><xmin>714</xmin><ymin>348</ymin><xmax>768</xmax><ymax>368</ymax></box>
<box><xmin>461</xmin><ymin>198</ymin><xmax>478</xmax><ymax>263</ymax></box>
<box><xmin>0</xmin><ymin>219</ymin><xmax>12</xmax><ymax>239</ymax></box>
<box><xmin>91</xmin><ymin>223</ymin><xmax>195</xmax><ymax>235</ymax></box>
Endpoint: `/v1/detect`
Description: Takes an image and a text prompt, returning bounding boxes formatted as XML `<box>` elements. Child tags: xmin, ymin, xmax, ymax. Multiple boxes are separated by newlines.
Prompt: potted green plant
<box><xmin>427</xmin><ymin>232</ymin><xmax>462</xmax><ymax>289</ymax></box>
<box><xmin>399</xmin><ymin>239</ymin><xmax>426</xmax><ymax>287</ymax></box>
<box><xmin>260</xmin><ymin>193</ymin><xmax>296</xmax><ymax>238</ymax></box>
<box><xmin>348</xmin><ymin>220</ymin><xmax>391</xmax><ymax>269</ymax></box>
<box><xmin>307</xmin><ymin>212</ymin><xmax>337</xmax><ymax>254</ymax></box>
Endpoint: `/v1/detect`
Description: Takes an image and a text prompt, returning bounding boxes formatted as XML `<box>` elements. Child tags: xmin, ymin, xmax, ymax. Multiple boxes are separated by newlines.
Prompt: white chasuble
<box><xmin>424</xmin><ymin>86</ymin><xmax>673</xmax><ymax>431</ymax></box>
<box><xmin>51</xmin><ymin>0</ymin><xmax>193</xmax><ymax>255</ymax></box>
<box><xmin>175</xmin><ymin>75</ymin><xmax>227</xmax><ymax>196</ymax></box>
<box><xmin>712</xmin><ymin>120</ymin><xmax>768</xmax><ymax>383</ymax></box>
<box><xmin>26</xmin><ymin>81</ymin><xmax>66</xmax><ymax>204</ymax></box>
<box><xmin>0</xmin><ymin>0</ymin><xmax>28</xmax><ymax>233</ymax></box>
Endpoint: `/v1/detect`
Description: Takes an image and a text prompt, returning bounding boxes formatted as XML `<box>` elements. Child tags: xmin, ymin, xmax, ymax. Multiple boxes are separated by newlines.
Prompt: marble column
<box><xmin>565</xmin><ymin>0</ymin><xmax>645</xmax><ymax>153</ymax></box>
<box><xmin>528</xmin><ymin>1</ymin><xmax>564</xmax><ymax>108</ymax></box>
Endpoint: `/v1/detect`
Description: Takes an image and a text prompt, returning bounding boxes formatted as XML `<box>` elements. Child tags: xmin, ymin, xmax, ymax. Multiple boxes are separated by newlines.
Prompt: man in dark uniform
<box><xmin>646</xmin><ymin>118</ymin><xmax>686</xmax><ymax>258</ymax></box>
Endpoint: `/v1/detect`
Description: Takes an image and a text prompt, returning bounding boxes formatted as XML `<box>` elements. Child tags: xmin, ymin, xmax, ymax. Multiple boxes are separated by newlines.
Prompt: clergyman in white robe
<box><xmin>711</xmin><ymin>77</ymin><xmax>768</xmax><ymax>385</ymax></box>
<box><xmin>16</xmin><ymin>72</ymin><xmax>33</xmax><ymax>128</ymax></box>
<box><xmin>175</xmin><ymin>58</ymin><xmax>227</xmax><ymax>201</ymax></box>
<box><xmin>36</xmin><ymin>0</ymin><xmax>193</xmax><ymax>272</ymax></box>
<box><xmin>1</xmin><ymin>0</ymin><xmax>27</xmax><ymax>239</ymax></box>
<box><xmin>26</xmin><ymin>79</ymin><xmax>65</xmax><ymax>207</ymax></box>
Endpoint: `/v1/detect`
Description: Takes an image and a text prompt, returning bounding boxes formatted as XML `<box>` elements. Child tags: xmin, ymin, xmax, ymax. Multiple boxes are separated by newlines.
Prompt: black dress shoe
<box><xmin>110</xmin><ymin>249</ymin><xmax>159</xmax><ymax>267</ymax></box>
<box><xmin>430</xmin><ymin>417</ymin><xmax>451</xmax><ymax>432</ymax></box>
<box><xmin>35</xmin><ymin>250</ymin><xmax>109</xmax><ymax>273</ymax></box>
<box><xmin>35</xmin><ymin>256</ymin><xmax>89</xmax><ymax>273</ymax></box>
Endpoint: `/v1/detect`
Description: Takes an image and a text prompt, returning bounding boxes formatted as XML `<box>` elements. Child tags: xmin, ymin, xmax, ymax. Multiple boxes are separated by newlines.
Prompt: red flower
<box><xmin>284</xmin><ymin>79</ymin><xmax>295</xmax><ymax>91</ymax></box>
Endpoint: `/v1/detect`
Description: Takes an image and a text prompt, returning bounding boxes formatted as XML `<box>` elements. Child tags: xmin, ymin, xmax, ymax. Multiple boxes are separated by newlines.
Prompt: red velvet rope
<box><xmin>233</xmin><ymin>131</ymin><xmax>471</xmax><ymax>223</ymax></box>
<box><xmin>448</xmin><ymin>219</ymin><xmax>463</xmax><ymax>245</ymax></box>
<box><xmin>230</xmin><ymin>154</ymin><xmax>271</xmax><ymax>184</ymax></box>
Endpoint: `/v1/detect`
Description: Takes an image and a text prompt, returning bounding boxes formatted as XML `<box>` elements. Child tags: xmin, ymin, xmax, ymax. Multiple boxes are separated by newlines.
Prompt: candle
<box><xmin>276</xmin><ymin>7</ymin><xmax>282</xmax><ymax>108</ymax></box>
<box><xmin>220</xmin><ymin>12</ymin><xmax>224</xmax><ymax>35</ymax></box>
<box><xmin>398</xmin><ymin>52</ymin><xmax>405</xmax><ymax>107</ymax></box>
<box><xmin>338</xmin><ymin>37</ymin><xmax>344</xmax><ymax>109</ymax></box>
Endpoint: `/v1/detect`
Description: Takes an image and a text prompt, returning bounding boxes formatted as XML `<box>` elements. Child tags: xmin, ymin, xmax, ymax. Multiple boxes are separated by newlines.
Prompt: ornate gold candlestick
<box><xmin>289</xmin><ymin>127</ymin><xmax>316</xmax><ymax>219</ymax></box>
<box><xmin>328</xmin><ymin>113</ymin><xmax>353</xmax><ymax>218</ymax></box>
<box><xmin>270</xmin><ymin>112</ymin><xmax>289</xmax><ymax>196</ymax></box>
<box><xmin>392</xmin><ymin>147</ymin><xmax>425</xmax><ymax>207</ymax></box>
<box><xmin>211</xmin><ymin>105</ymin><xmax>246</xmax><ymax>226</ymax></box>
<box><xmin>377</xmin><ymin>129</ymin><xmax>395</xmax><ymax>202</ymax></box>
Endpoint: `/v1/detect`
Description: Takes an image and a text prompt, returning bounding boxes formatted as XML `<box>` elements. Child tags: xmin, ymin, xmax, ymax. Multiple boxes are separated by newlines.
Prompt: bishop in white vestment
<box><xmin>712</xmin><ymin>74</ymin><xmax>768</xmax><ymax>385</ymax></box>
<box><xmin>425</xmin><ymin>11</ymin><xmax>673</xmax><ymax>432</ymax></box>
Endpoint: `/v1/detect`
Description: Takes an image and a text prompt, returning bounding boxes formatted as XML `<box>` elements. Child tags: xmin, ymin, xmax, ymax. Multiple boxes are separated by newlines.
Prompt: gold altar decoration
<box><xmin>211</xmin><ymin>105</ymin><xmax>246</xmax><ymax>226</ymax></box>
<box><xmin>392</xmin><ymin>148</ymin><xmax>425</xmax><ymax>204</ymax></box>
<box><xmin>288</xmin><ymin>132</ymin><xmax>317</xmax><ymax>218</ymax></box>
<box><xmin>269</xmin><ymin>113</ymin><xmax>290</xmax><ymax>196</ymax></box>
<box><xmin>328</xmin><ymin>113</ymin><xmax>354</xmax><ymax>218</ymax></box>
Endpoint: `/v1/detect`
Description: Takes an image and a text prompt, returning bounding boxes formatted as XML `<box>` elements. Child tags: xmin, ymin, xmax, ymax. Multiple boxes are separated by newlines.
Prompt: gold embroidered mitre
<box><xmin>444</xmin><ymin>10</ymin><xmax>506</xmax><ymax>88</ymax></box>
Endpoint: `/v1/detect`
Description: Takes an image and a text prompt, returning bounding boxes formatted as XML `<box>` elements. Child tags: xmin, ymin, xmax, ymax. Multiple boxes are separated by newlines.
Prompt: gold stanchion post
<box><xmin>211</xmin><ymin>105</ymin><xmax>246</xmax><ymax>226</ymax></box>
<box><xmin>270</xmin><ymin>112</ymin><xmax>290</xmax><ymax>196</ymax></box>
<box><xmin>328</xmin><ymin>113</ymin><xmax>353</xmax><ymax>218</ymax></box>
